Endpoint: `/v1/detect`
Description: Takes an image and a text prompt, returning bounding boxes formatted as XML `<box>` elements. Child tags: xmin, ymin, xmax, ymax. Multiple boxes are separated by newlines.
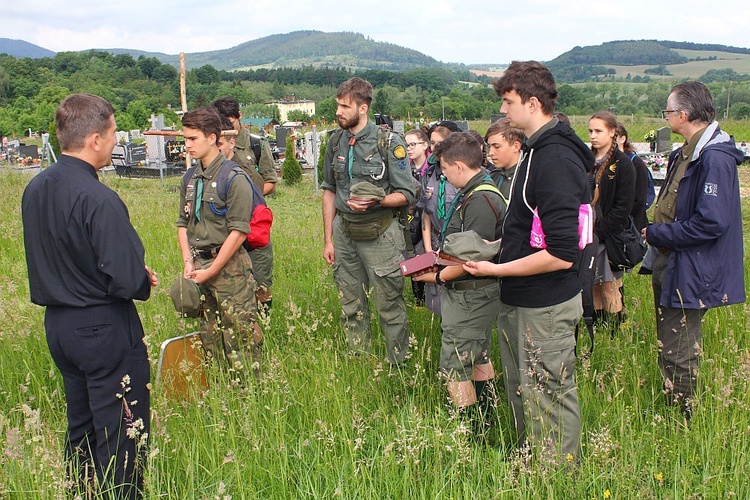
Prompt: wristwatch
<box><xmin>435</xmin><ymin>268</ymin><xmax>446</xmax><ymax>286</ymax></box>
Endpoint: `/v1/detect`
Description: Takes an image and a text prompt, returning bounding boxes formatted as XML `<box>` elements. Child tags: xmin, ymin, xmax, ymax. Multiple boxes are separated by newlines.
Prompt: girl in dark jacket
<box><xmin>616</xmin><ymin>122</ymin><xmax>650</xmax><ymax>231</ymax></box>
<box><xmin>588</xmin><ymin>111</ymin><xmax>636</xmax><ymax>327</ymax></box>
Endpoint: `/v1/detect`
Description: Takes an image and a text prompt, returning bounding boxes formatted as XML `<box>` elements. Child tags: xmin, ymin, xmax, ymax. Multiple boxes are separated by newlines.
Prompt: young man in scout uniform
<box><xmin>176</xmin><ymin>107</ymin><xmax>259</xmax><ymax>377</ymax></box>
<box><xmin>413</xmin><ymin>132</ymin><xmax>506</xmax><ymax>428</ymax></box>
<box><xmin>214</xmin><ymin>118</ymin><xmax>265</xmax><ymax>350</ymax></box>
<box><xmin>212</xmin><ymin>96</ymin><xmax>278</xmax><ymax>195</ymax></box>
<box><xmin>212</xmin><ymin>97</ymin><xmax>277</xmax><ymax>315</ymax></box>
<box><xmin>485</xmin><ymin>117</ymin><xmax>525</xmax><ymax>200</ymax></box>
<box><xmin>321</xmin><ymin>77</ymin><xmax>415</xmax><ymax>365</ymax></box>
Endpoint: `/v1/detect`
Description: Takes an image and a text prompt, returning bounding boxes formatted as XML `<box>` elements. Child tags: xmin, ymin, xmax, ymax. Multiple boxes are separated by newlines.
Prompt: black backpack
<box><xmin>248</xmin><ymin>134</ymin><xmax>263</xmax><ymax>167</ymax></box>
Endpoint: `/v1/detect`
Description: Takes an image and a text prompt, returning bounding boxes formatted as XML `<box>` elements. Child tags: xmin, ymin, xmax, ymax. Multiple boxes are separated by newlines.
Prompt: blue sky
<box><xmin>3</xmin><ymin>0</ymin><xmax>750</xmax><ymax>65</ymax></box>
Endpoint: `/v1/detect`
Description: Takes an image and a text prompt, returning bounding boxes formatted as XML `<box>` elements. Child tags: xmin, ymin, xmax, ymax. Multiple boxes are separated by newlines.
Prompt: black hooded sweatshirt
<box><xmin>499</xmin><ymin>119</ymin><xmax>594</xmax><ymax>308</ymax></box>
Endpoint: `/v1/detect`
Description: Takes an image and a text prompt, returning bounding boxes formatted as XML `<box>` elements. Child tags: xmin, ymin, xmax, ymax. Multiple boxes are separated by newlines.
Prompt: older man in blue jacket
<box><xmin>645</xmin><ymin>81</ymin><xmax>745</xmax><ymax>421</ymax></box>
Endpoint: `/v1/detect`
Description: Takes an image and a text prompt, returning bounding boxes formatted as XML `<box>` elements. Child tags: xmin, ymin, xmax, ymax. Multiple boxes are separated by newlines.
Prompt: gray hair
<box><xmin>670</xmin><ymin>81</ymin><xmax>716</xmax><ymax>124</ymax></box>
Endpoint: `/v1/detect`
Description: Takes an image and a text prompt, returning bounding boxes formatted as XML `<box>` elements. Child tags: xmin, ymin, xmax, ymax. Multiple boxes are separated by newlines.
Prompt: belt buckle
<box><xmin>191</xmin><ymin>247</ymin><xmax>215</xmax><ymax>259</ymax></box>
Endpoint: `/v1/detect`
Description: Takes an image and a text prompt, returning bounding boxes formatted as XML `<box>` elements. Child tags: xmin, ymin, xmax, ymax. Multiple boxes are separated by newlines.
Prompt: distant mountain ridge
<box><xmin>0</xmin><ymin>31</ymin><xmax>449</xmax><ymax>71</ymax></box>
<box><xmin>155</xmin><ymin>31</ymin><xmax>445</xmax><ymax>71</ymax></box>
<box><xmin>0</xmin><ymin>38</ymin><xmax>55</xmax><ymax>59</ymax></box>
<box><xmin>547</xmin><ymin>39</ymin><xmax>750</xmax><ymax>81</ymax></box>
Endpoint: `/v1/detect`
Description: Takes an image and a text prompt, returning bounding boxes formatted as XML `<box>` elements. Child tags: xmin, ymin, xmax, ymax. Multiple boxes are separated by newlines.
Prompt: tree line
<box><xmin>1</xmin><ymin>50</ymin><xmax>749</xmax><ymax>138</ymax></box>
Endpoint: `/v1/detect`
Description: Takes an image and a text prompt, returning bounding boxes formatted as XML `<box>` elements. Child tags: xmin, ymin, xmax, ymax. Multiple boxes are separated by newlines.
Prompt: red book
<box><xmin>399</xmin><ymin>251</ymin><xmax>465</xmax><ymax>276</ymax></box>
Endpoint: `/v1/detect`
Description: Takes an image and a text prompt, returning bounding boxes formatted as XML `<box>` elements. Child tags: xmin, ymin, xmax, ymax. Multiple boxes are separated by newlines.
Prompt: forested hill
<box><xmin>158</xmin><ymin>31</ymin><xmax>446</xmax><ymax>72</ymax></box>
<box><xmin>658</xmin><ymin>41</ymin><xmax>750</xmax><ymax>55</ymax></box>
<box><xmin>547</xmin><ymin>40</ymin><xmax>750</xmax><ymax>82</ymax></box>
<box><xmin>549</xmin><ymin>40</ymin><xmax>688</xmax><ymax>67</ymax></box>
<box><xmin>0</xmin><ymin>38</ymin><xmax>55</xmax><ymax>59</ymax></box>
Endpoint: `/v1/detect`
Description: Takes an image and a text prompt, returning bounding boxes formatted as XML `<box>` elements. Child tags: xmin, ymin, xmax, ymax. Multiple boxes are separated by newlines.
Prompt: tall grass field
<box><xmin>1</xmin><ymin>166</ymin><xmax>749</xmax><ymax>499</ymax></box>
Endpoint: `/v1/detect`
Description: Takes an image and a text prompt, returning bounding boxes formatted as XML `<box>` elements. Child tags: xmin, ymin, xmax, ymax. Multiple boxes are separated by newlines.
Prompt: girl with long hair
<box><xmin>588</xmin><ymin>111</ymin><xmax>636</xmax><ymax>330</ymax></box>
<box><xmin>615</xmin><ymin>122</ymin><xmax>651</xmax><ymax>231</ymax></box>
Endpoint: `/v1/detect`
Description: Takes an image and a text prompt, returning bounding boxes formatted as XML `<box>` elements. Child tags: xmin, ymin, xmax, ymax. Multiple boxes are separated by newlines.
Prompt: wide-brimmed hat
<box><xmin>168</xmin><ymin>276</ymin><xmax>202</xmax><ymax>318</ymax></box>
<box><xmin>442</xmin><ymin>231</ymin><xmax>501</xmax><ymax>262</ymax></box>
<box><xmin>349</xmin><ymin>182</ymin><xmax>386</xmax><ymax>200</ymax></box>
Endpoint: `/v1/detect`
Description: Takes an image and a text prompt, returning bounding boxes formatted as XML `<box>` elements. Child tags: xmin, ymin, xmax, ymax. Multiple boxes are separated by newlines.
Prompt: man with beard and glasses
<box><xmin>321</xmin><ymin>77</ymin><xmax>415</xmax><ymax>365</ymax></box>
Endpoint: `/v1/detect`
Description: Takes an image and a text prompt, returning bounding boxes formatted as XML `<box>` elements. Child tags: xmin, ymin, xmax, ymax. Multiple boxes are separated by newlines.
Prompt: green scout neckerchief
<box><xmin>194</xmin><ymin>177</ymin><xmax>204</xmax><ymax>221</ymax></box>
<box><xmin>436</xmin><ymin>175</ymin><xmax>447</xmax><ymax>221</ymax></box>
<box><xmin>347</xmin><ymin>136</ymin><xmax>356</xmax><ymax>180</ymax></box>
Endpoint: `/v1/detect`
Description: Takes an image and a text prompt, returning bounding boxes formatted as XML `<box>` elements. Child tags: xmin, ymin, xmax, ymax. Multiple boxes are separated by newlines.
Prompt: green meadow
<box><xmin>1</xmin><ymin>167</ymin><xmax>749</xmax><ymax>499</ymax></box>
<box><xmin>605</xmin><ymin>49</ymin><xmax>750</xmax><ymax>80</ymax></box>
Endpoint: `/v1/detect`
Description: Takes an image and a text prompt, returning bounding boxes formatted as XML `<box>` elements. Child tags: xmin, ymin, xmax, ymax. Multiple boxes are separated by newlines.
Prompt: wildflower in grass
<box><xmin>125</xmin><ymin>418</ymin><xmax>145</xmax><ymax>440</ymax></box>
<box><xmin>588</xmin><ymin>425</ymin><xmax>618</xmax><ymax>465</ymax></box>
<box><xmin>312</xmin><ymin>419</ymin><xmax>336</xmax><ymax>453</ymax></box>
<box><xmin>604</xmin><ymin>490</ymin><xmax>611</xmax><ymax>498</ymax></box>
<box><xmin>21</xmin><ymin>404</ymin><xmax>42</xmax><ymax>434</ymax></box>
<box><xmin>3</xmin><ymin>427</ymin><xmax>23</xmax><ymax>460</ymax></box>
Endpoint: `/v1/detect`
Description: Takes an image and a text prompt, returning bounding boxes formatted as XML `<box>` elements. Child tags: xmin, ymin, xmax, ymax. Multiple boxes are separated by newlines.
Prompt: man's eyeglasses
<box><xmin>661</xmin><ymin>109</ymin><xmax>681</xmax><ymax>119</ymax></box>
<box><xmin>406</xmin><ymin>141</ymin><xmax>426</xmax><ymax>149</ymax></box>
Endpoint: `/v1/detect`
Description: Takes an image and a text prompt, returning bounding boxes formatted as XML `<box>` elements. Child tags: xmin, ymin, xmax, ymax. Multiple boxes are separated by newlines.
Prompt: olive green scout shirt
<box><xmin>234</xmin><ymin>127</ymin><xmax>278</xmax><ymax>189</ymax></box>
<box><xmin>321</xmin><ymin>121</ymin><xmax>415</xmax><ymax>219</ymax></box>
<box><xmin>177</xmin><ymin>153</ymin><xmax>254</xmax><ymax>250</ymax></box>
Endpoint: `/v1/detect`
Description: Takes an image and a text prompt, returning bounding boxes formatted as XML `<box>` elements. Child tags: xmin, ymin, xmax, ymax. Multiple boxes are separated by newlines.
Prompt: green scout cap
<box><xmin>442</xmin><ymin>231</ymin><xmax>501</xmax><ymax>262</ymax></box>
<box><xmin>169</xmin><ymin>276</ymin><xmax>202</xmax><ymax>318</ymax></box>
<box><xmin>349</xmin><ymin>182</ymin><xmax>386</xmax><ymax>200</ymax></box>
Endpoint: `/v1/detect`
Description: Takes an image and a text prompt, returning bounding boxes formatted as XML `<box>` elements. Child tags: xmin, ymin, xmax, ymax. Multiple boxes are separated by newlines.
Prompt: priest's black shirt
<box><xmin>22</xmin><ymin>154</ymin><xmax>151</xmax><ymax>307</ymax></box>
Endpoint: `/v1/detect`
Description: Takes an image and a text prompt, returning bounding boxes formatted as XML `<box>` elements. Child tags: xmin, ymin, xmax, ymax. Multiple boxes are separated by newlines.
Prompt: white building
<box><xmin>270</xmin><ymin>96</ymin><xmax>316</xmax><ymax>122</ymax></box>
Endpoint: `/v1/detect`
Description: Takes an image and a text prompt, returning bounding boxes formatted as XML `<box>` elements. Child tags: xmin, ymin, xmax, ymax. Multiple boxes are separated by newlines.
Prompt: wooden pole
<box><xmin>180</xmin><ymin>52</ymin><xmax>188</xmax><ymax>113</ymax></box>
<box><xmin>180</xmin><ymin>52</ymin><xmax>190</xmax><ymax>166</ymax></box>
